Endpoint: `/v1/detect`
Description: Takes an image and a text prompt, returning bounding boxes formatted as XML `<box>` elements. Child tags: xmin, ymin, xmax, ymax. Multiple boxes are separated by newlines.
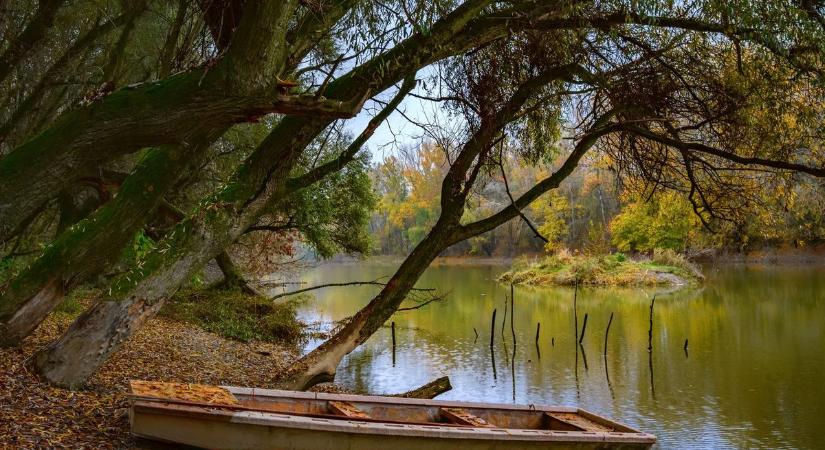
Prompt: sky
<box><xmin>341</xmin><ymin>67</ymin><xmax>455</xmax><ymax>163</ymax></box>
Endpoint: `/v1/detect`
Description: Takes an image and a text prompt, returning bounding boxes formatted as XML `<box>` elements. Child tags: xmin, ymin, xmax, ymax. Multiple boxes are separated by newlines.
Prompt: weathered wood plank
<box><xmin>328</xmin><ymin>401</ymin><xmax>371</xmax><ymax>419</ymax></box>
<box><xmin>545</xmin><ymin>412</ymin><xmax>613</xmax><ymax>432</ymax></box>
<box><xmin>440</xmin><ymin>408</ymin><xmax>493</xmax><ymax>427</ymax></box>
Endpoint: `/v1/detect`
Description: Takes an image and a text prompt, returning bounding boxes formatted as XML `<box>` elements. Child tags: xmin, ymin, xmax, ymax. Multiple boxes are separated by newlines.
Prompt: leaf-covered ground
<box><xmin>0</xmin><ymin>309</ymin><xmax>300</xmax><ymax>449</ymax></box>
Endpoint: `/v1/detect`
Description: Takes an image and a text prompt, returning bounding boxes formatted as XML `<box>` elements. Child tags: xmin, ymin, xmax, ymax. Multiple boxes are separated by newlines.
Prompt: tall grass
<box><xmin>499</xmin><ymin>249</ymin><xmax>702</xmax><ymax>287</ymax></box>
<box><xmin>162</xmin><ymin>288</ymin><xmax>306</xmax><ymax>345</ymax></box>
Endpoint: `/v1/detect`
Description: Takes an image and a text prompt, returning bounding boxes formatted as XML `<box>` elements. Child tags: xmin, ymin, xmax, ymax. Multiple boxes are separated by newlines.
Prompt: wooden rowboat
<box><xmin>128</xmin><ymin>380</ymin><xmax>656</xmax><ymax>449</ymax></box>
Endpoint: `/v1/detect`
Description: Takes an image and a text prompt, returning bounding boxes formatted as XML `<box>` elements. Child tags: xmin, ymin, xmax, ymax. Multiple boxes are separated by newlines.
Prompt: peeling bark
<box><xmin>0</xmin><ymin>278</ymin><xmax>63</xmax><ymax>347</ymax></box>
<box><xmin>34</xmin><ymin>295</ymin><xmax>164</xmax><ymax>388</ymax></box>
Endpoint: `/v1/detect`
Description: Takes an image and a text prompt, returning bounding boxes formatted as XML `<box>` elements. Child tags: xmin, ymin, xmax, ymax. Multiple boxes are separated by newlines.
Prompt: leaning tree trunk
<box><xmin>273</xmin><ymin>221</ymin><xmax>456</xmax><ymax>390</ymax></box>
<box><xmin>0</xmin><ymin>0</ymin><xmax>345</xmax><ymax>344</ymax></box>
<box><xmin>32</xmin><ymin>0</ymin><xmax>516</xmax><ymax>387</ymax></box>
<box><xmin>31</xmin><ymin>118</ymin><xmax>321</xmax><ymax>387</ymax></box>
<box><xmin>0</xmin><ymin>0</ymin><xmax>361</xmax><ymax>244</ymax></box>
<box><xmin>269</xmin><ymin>62</ymin><xmax>592</xmax><ymax>391</ymax></box>
<box><xmin>215</xmin><ymin>250</ymin><xmax>261</xmax><ymax>296</ymax></box>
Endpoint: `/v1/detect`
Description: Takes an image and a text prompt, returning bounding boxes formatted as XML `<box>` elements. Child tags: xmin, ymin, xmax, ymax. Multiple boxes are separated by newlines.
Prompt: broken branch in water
<box><xmin>392</xmin><ymin>376</ymin><xmax>452</xmax><ymax>399</ymax></box>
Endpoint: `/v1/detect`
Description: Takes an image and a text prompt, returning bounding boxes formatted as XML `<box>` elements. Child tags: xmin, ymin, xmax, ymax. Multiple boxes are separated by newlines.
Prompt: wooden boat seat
<box><xmin>545</xmin><ymin>412</ymin><xmax>613</xmax><ymax>432</ymax></box>
<box><xmin>440</xmin><ymin>408</ymin><xmax>494</xmax><ymax>427</ymax></box>
<box><xmin>328</xmin><ymin>401</ymin><xmax>371</xmax><ymax>419</ymax></box>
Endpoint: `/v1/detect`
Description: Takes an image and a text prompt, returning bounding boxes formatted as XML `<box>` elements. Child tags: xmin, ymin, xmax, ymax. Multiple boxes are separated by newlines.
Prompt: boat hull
<box><xmin>130</xmin><ymin>385</ymin><xmax>655</xmax><ymax>449</ymax></box>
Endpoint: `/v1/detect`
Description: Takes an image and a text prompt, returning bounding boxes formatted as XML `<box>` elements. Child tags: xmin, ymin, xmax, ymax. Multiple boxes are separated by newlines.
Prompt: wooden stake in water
<box><xmin>683</xmin><ymin>338</ymin><xmax>689</xmax><ymax>357</ymax></box>
<box><xmin>573</xmin><ymin>278</ymin><xmax>579</xmax><ymax>342</ymax></box>
<box><xmin>604</xmin><ymin>312</ymin><xmax>614</xmax><ymax>355</ymax></box>
<box><xmin>501</xmin><ymin>295</ymin><xmax>508</xmax><ymax>337</ymax></box>
<box><xmin>510</xmin><ymin>283</ymin><xmax>516</xmax><ymax>344</ymax></box>
<box><xmin>535</xmin><ymin>323</ymin><xmax>541</xmax><ymax>345</ymax></box>
<box><xmin>579</xmin><ymin>313</ymin><xmax>588</xmax><ymax>345</ymax></box>
<box><xmin>648</xmin><ymin>296</ymin><xmax>656</xmax><ymax>352</ymax></box>
<box><xmin>473</xmin><ymin>327</ymin><xmax>479</xmax><ymax>343</ymax></box>
<box><xmin>490</xmin><ymin>309</ymin><xmax>497</xmax><ymax>349</ymax></box>
<box><xmin>391</xmin><ymin>321</ymin><xmax>396</xmax><ymax>366</ymax></box>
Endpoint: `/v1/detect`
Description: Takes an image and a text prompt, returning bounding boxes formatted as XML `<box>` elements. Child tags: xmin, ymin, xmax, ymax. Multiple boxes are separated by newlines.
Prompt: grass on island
<box><xmin>162</xmin><ymin>288</ymin><xmax>307</xmax><ymax>345</ymax></box>
<box><xmin>498</xmin><ymin>249</ymin><xmax>704</xmax><ymax>287</ymax></box>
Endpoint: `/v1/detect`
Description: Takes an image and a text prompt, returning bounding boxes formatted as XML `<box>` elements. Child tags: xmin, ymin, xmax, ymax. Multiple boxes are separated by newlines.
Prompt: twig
<box><xmin>499</xmin><ymin>159</ymin><xmax>548</xmax><ymax>243</ymax></box>
<box><xmin>396</xmin><ymin>294</ymin><xmax>446</xmax><ymax>312</ymax></box>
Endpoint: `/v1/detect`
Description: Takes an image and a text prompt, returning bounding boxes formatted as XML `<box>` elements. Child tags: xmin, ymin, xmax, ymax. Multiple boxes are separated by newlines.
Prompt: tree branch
<box><xmin>455</xmin><ymin>111</ymin><xmax>621</xmax><ymax>241</ymax></box>
<box><xmin>269</xmin><ymin>278</ymin><xmax>435</xmax><ymax>301</ymax></box>
<box><xmin>499</xmin><ymin>158</ymin><xmax>548</xmax><ymax>243</ymax></box>
<box><xmin>287</xmin><ymin>75</ymin><xmax>415</xmax><ymax>191</ymax></box>
<box><xmin>621</xmin><ymin>125</ymin><xmax>825</xmax><ymax>178</ymax></box>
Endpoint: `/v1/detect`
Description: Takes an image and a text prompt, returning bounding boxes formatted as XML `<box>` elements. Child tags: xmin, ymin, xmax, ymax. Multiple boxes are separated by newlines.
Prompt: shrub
<box><xmin>162</xmin><ymin>288</ymin><xmax>306</xmax><ymax>345</ymax></box>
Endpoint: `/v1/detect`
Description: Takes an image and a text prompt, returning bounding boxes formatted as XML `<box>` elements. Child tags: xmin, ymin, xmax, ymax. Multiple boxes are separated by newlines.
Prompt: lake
<box><xmin>288</xmin><ymin>260</ymin><xmax>825</xmax><ymax>449</ymax></box>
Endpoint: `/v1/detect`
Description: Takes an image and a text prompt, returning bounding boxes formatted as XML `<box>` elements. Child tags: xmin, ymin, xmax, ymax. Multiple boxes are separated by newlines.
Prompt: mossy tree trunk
<box><xmin>31</xmin><ymin>0</ymin><xmax>506</xmax><ymax>387</ymax></box>
<box><xmin>0</xmin><ymin>0</ymin><xmax>370</xmax><ymax>244</ymax></box>
<box><xmin>0</xmin><ymin>0</ymin><xmax>325</xmax><ymax>345</ymax></box>
<box><xmin>0</xmin><ymin>141</ymin><xmax>215</xmax><ymax>346</ymax></box>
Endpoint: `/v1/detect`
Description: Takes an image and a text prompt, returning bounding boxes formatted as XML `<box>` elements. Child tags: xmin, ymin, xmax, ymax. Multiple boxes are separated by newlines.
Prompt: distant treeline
<box><xmin>369</xmin><ymin>143</ymin><xmax>825</xmax><ymax>257</ymax></box>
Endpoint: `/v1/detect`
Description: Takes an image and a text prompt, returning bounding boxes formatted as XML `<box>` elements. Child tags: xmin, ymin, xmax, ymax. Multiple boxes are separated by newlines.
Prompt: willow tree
<box><xmin>22</xmin><ymin>0</ymin><xmax>523</xmax><ymax>386</ymax></box>
<box><xmin>0</xmin><ymin>0</ymin><xmax>822</xmax><ymax>389</ymax></box>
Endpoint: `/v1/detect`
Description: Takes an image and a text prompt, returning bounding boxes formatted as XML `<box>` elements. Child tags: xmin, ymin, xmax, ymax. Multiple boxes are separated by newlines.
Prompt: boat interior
<box><xmin>128</xmin><ymin>380</ymin><xmax>635</xmax><ymax>434</ymax></box>
<box><xmin>234</xmin><ymin>391</ymin><xmax>627</xmax><ymax>433</ymax></box>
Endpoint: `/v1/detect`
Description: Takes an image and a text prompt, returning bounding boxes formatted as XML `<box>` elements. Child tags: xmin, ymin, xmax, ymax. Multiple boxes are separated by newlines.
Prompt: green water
<box><xmin>289</xmin><ymin>261</ymin><xmax>825</xmax><ymax>449</ymax></box>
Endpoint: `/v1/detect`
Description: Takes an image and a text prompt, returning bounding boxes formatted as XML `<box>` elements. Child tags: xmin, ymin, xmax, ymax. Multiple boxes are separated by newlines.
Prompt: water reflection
<box><xmin>293</xmin><ymin>261</ymin><xmax>825</xmax><ymax>449</ymax></box>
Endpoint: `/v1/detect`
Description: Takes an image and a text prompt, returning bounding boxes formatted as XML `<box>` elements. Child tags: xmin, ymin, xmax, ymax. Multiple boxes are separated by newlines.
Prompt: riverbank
<box><xmin>498</xmin><ymin>250</ymin><xmax>704</xmax><ymax>287</ymax></box>
<box><xmin>0</xmin><ymin>293</ymin><xmax>312</xmax><ymax>449</ymax></box>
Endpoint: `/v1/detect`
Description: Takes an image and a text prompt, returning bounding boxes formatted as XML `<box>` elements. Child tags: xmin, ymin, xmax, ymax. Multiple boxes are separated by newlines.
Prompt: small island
<box><xmin>498</xmin><ymin>250</ymin><xmax>704</xmax><ymax>287</ymax></box>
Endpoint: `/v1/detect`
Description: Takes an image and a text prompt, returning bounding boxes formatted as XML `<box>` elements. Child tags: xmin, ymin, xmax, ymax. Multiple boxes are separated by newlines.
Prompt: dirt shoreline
<box><xmin>0</xmin><ymin>311</ymin><xmax>309</xmax><ymax>449</ymax></box>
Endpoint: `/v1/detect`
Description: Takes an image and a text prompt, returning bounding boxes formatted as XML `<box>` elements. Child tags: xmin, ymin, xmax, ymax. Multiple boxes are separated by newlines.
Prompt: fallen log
<box><xmin>392</xmin><ymin>376</ymin><xmax>452</xmax><ymax>399</ymax></box>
